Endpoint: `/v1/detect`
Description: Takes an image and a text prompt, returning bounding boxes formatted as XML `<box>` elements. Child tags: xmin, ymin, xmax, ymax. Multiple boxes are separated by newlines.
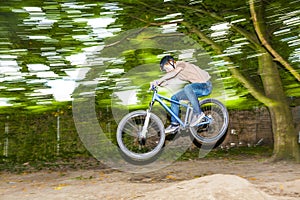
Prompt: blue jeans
<box><xmin>170</xmin><ymin>81</ymin><xmax>212</xmax><ymax>124</ymax></box>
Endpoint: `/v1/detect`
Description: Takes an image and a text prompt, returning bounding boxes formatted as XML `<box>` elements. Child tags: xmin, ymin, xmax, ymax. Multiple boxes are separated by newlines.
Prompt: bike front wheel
<box><xmin>116</xmin><ymin>110</ymin><xmax>165</xmax><ymax>161</ymax></box>
<box><xmin>190</xmin><ymin>98</ymin><xmax>229</xmax><ymax>144</ymax></box>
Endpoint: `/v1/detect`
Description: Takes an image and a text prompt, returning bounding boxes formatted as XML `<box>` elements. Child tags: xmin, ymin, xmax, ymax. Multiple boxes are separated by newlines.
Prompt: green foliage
<box><xmin>180</xmin><ymin>145</ymin><xmax>273</xmax><ymax>161</ymax></box>
<box><xmin>1</xmin><ymin>0</ymin><xmax>299</xmax><ymax>111</ymax></box>
<box><xmin>0</xmin><ymin>107</ymin><xmax>88</xmax><ymax>167</ymax></box>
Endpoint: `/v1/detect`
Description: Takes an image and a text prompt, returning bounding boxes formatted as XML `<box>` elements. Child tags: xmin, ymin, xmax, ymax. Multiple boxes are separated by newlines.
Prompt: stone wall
<box><xmin>292</xmin><ymin>106</ymin><xmax>300</xmax><ymax>138</ymax></box>
<box><xmin>221</xmin><ymin>106</ymin><xmax>300</xmax><ymax>147</ymax></box>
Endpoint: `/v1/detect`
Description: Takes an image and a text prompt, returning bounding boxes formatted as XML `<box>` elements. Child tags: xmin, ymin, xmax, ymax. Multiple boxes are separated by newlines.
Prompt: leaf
<box><xmin>53</xmin><ymin>183</ymin><xmax>68</xmax><ymax>190</ymax></box>
<box><xmin>54</xmin><ymin>186</ymin><xmax>62</xmax><ymax>191</ymax></box>
<box><xmin>247</xmin><ymin>177</ymin><xmax>257</xmax><ymax>181</ymax></box>
<box><xmin>165</xmin><ymin>175</ymin><xmax>177</xmax><ymax>180</ymax></box>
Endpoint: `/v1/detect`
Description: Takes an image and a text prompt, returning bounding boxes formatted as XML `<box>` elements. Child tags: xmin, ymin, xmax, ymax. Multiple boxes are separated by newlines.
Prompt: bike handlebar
<box><xmin>149</xmin><ymin>85</ymin><xmax>158</xmax><ymax>92</ymax></box>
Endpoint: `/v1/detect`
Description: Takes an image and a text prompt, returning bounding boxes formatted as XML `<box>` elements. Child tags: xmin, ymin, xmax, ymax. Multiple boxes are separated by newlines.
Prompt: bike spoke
<box><xmin>190</xmin><ymin>99</ymin><xmax>228</xmax><ymax>144</ymax></box>
<box><xmin>126</xmin><ymin>118</ymin><xmax>140</xmax><ymax>132</ymax></box>
<box><xmin>122</xmin><ymin>127</ymin><xmax>139</xmax><ymax>137</ymax></box>
<box><xmin>117</xmin><ymin>110</ymin><xmax>165</xmax><ymax>160</ymax></box>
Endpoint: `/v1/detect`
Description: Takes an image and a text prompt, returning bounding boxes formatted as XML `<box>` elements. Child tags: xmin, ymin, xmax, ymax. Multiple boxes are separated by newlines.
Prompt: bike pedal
<box><xmin>167</xmin><ymin>130</ymin><xmax>178</xmax><ymax>135</ymax></box>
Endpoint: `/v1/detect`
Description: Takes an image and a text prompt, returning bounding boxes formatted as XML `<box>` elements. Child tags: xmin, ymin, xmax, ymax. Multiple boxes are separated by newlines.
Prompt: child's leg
<box><xmin>170</xmin><ymin>89</ymin><xmax>188</xmax><ymax>124</ymax></box>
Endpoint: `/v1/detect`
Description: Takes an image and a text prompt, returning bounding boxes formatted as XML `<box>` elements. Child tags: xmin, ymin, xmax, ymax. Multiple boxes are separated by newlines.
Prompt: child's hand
<box><xmin>149</xmin><ymin>81</ymin><xmax>158</xmax><ymax>90</ymax></box>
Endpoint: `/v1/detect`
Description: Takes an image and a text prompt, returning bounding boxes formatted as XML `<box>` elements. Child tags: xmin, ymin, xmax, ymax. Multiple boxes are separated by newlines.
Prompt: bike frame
<box><xmin>149</xmin><ymin>88</ymin><xmax>210</xmax><ymax>128</ymax></box>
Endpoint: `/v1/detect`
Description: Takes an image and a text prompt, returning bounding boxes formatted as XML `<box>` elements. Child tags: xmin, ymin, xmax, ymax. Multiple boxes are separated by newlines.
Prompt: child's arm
<box><xmin>156</xmin><ymin>67</ymin><xmax>183</xmax><ymax>86</ymax></box>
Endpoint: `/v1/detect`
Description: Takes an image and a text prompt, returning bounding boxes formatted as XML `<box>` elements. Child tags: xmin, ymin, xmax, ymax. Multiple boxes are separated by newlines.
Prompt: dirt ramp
<box><xmin>135</xmin><ymin>174</ymin><xmax>273</xmax><ymax>200</ymax></box>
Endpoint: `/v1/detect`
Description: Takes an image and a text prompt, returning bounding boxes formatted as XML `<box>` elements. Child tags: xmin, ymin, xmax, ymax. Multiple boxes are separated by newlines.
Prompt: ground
<box><xmin>0</xmin><ymin>158</ymin><xmax>300</xmax><ymax>200</ymax></box>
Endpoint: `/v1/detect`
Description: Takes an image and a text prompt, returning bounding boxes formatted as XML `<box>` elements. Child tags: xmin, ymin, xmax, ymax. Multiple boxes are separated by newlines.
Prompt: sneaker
<box><xmin>190</xmin><ymin>112</ymin><xmax>205</xmax><ymax>127</ymax></box>
<box><xmin>165</xmin><ymin>123</ymin><xmax>179</xmax><ymax>134</ymax></box>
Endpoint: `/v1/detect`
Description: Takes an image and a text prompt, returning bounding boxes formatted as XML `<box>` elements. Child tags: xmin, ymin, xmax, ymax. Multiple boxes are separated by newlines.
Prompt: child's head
<box><xmin>160</xmin><ymin>55</ymin><xmax>176</xmax><ymax>72</ymax></box>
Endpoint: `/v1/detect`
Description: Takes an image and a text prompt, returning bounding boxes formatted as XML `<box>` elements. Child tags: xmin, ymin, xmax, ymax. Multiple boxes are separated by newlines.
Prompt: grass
<box><xmin>179</xmin><ymin>145</ymin><xmax>273</xmax><ymax>161</ymax></box>
<box><xmin>0</xmin><ymin>146</ymin><xmax>274</xmax><ymax>173</ymax></box>
<box><xmin>0</xmin><ymin>156</ymin><xmax>105</xmax><ymax>173</ymax></box>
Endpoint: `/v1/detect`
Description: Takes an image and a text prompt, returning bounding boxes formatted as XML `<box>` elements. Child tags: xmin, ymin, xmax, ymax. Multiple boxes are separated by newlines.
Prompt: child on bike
<box><xmin>151</xmin><ymin>55</ymin><xmax>212</xmax><ymax>133</ymax></box>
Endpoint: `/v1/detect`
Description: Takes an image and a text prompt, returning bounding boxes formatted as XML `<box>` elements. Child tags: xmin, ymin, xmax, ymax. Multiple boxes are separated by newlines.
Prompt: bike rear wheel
<box><xmin>116</xmin><ymin>110</ymin><xmax>165</xmax><ymax>161</ymax></box>
<box><xmin>190</xmin><ymin>98</ymin><xmax>229</xmax><ymax>144</ymax></box>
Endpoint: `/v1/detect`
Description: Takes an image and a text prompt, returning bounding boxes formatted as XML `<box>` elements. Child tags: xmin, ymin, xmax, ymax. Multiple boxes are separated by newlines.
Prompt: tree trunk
<box><xmin>269</xmin><ymin>104</ymin><xmax>300</xmax><ymax>161</ymax></box>
<box><xmin>258</xmin><ymin>52</ymin><xmax>300</xmax><ymax>161</ymax></box>
<box><xmin>253</xmin><ymin>0</ymin><xmax>300</xmax><ymax>162</ymax></box>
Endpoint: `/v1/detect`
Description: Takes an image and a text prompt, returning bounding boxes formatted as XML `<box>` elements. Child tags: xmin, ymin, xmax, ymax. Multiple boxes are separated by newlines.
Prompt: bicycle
<box><xmin>116</xmin><ymin>86</ymin><xmax>229</xmax><ymax>161</ymax></box>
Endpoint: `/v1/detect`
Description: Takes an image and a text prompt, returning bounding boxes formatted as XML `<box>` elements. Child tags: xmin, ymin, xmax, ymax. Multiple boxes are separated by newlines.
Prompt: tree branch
<box><xmin>249</xmin><ymin>0</ymin><xmax>300</xmax><ymax>82</ymax></box>
<box><xmin>178</xmin><ymin>5</ymin><xmax>261</xmax><ymax>47</ymax></box>
<box><xmin>129</xmin><ymin>15</ymin><xmax>177</xmax><ymax>26</ymax></box>
<box><xmin>182</xmin><ymin>21</ymin><xmax>275</xmax><ymax>106</ymax></box>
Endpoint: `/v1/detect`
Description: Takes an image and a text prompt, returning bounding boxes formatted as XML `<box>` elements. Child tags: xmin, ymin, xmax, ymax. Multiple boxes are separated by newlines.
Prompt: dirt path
<box><xmin>1</xmin><ymin>158</ymin><xmax>299</xmax><ymax>200</ymax></box>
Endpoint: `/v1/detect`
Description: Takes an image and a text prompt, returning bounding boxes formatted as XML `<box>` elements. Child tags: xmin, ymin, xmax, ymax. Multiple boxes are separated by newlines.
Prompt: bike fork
<box><xmin>140</xmin><ymin>109</ymin><xmax>151</xmax><ymax>145</ymax></box>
